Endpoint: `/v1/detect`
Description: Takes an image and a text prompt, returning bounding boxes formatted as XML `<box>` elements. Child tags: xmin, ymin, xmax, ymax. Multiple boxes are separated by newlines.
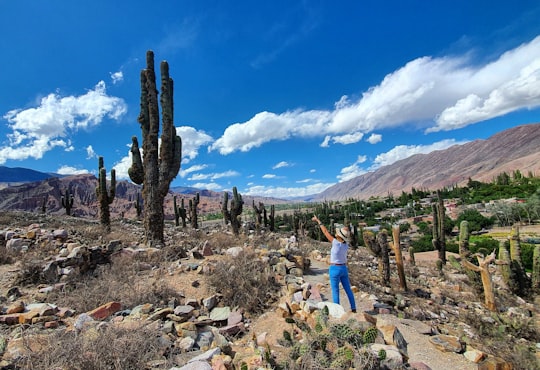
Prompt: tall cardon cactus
<box><xmin>128</xmin><ymin>50</ymin><xmax>182</xmax><ymax>247</ymax></box>
<box><xmin>432</xmin><ymin>190</ymin><xmax>446</xmax><ymax>264</ymax></box>
<box><xmin>173</xmin><ymin>195</ymin><xmax>187</xmax><ymax>227</ymax></box>
<box><xmin>189</xmin><ymin>192</ymin><xmax>200</xmax><ymax>229</ymax></box>
<box><xmin>61</xmin><ymin>189</ymin><xmax>74</xmax><ymax>216</ymax></box>
<box><xmin>222</xmin><ymin>186</ymin><xmax>243</xmax><ymax>236</ymax></box>
<box><xmin>96</xmin><ymin>156</ymin><xmax>116</xmax><ymax>231</ymax></box>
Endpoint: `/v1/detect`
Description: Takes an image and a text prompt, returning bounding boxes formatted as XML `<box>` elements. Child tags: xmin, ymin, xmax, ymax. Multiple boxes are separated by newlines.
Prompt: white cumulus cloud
<box><xmin>56</xmin><ymin>165</ymin><xmax>90</xmax><ymax>175</ymax></box>
<box><xmin>272</xmin><ymin>161</ymin><xmax>291</xmax><ymax>169</ymax></box>
<box><xmin>244</xmin><ymin>182</ymin><xmax>335</xmax><ymax>198</ymax></box>
<box><xmin>370</xmin><ymin>139</ymin><xmax>468</xmax><ymax>169</ymax></box>
<box><xmin>366</xmin><ymin>133</ymin><xmax>382</xmax><ymax>144</ymax></box>
<box><xmin>0</xmin><ymin>81</ymin><xmax>127</xmax><ymax>164</ymax></box>
<box><xmin>337</xmin><ymin>155</ymin><xmax>368</xmax><ymax>182</ymax></box>
<box><xmin>209</xmin><ymin>36</ymin><xmax>540</xmax><ymax>155</ymax></box>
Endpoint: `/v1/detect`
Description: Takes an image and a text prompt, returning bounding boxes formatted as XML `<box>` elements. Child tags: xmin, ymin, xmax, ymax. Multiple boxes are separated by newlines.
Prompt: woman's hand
<box><xmin>312</xmin><ymin>215</ymin><xmax>321</xmax><ymax>225</ymax></box>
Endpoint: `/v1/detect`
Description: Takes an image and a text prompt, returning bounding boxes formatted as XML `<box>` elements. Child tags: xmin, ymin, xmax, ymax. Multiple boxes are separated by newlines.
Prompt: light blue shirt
<box><xmin>330</xmin><ymin>239</ymin><xmax>348</xmax><ymax>264</ymax></box>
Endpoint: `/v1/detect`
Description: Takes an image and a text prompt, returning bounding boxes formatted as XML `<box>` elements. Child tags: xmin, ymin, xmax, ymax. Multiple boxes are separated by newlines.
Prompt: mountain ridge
<box><xmin>315</xmin><ymin>123</ymin><xmax>540</xmax><ymax>201</ymax></box>
<box><xmin>1</xmin><ymin>123</ymin><xmax>539</xmax><ymax>209</ymax></box>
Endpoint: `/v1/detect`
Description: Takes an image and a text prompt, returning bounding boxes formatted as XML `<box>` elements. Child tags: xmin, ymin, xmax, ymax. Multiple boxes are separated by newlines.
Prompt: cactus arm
<box><xmin>128</xmin><ymin>136</ymin><xmax>144</xmax><ymax>185</ymax></box>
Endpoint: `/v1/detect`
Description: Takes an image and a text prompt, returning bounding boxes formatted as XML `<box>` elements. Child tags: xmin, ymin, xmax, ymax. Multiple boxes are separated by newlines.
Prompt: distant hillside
<box><xmin>0</xmin><ymin>166</ymin><xmax>60</xmax><ymax>184</ymax></box>
<box><xmin>315</xmin><ymin>123</ymin><xmax>540</xmax><ymax>201</ymax></box>
<box><xmin>0</xmin><ymin>174</ymin><xmax>289</xmax><ymax>219</ymax></box>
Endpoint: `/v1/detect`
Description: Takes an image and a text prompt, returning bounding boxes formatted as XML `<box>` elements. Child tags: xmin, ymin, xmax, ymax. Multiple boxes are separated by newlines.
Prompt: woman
<box><xmin>312</xmin><ymin>215</ymin><xmax>357</xmax><ymax>313</ymax></box>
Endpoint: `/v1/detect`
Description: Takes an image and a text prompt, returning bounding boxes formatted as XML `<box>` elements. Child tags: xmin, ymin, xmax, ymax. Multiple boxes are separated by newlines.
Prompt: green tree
<box><xmin>456</xmin><ymin>208</ymin><xmax>494</xmax><ymax>232</ymax></box>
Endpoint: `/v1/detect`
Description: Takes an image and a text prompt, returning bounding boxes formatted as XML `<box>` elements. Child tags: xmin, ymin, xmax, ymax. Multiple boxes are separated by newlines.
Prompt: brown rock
<box><xmin>0</xmin><ymin>314</ymin><xmax>21</xmax><ymax>325</ymax></box>
<box><xmin>357</xmin><ymin>311</ymin><xmax>377</xmax><ymax>325</ymax></box>
<box><xmin>408</xmin><ymin>362</ymin><xmax>433</xmax><ymax>370</ymax></box>
<box><xmin>6</xmin><ymin>301</ymin><xmax>25</xmax><ymax>314</ymax></box>
<box><xmin>477</xmin><ymin>356</ymin><xmax>514</xmax><ymax>370</ymax></box>
<box><xmin>464</xmin><ymin>347</ymin><xmax>487</xmax><ymax>363</ymax></box>
<box><xmin>428</xmin><ymin>334</ymin><xmax>464</xmax><ymax>353</ymax></box>
<box><xmin>86</xmin><ymin>301</ymin><xmax>122</xmax><ymax>320</ymax></box>
<box><xmin>44</xmin><ymin>321</ymin><xmax>59</xmax><ymax>329</ymax></box>
<box><xmin>18</xmin><ymin>311</ymin><xmax>40</xmax><ymax>324</ymax></box>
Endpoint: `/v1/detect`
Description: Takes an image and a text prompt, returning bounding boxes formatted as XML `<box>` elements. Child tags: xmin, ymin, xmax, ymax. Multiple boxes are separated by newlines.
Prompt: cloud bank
<box><xmin>210</xmin><ymin>36</ymin><xmax>540</xmax><ymax>155</ymax></box>
<box><xmin>0</xmin><ymin>81</ymin><xmax>127</xmax><ymax>164</ymax></box>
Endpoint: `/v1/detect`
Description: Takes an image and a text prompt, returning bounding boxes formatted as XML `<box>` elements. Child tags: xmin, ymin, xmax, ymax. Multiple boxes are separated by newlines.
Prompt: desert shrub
<box><xmin>0</xmin><ymin>244</ymin><xmax>14</xmax><ymax>265</ymax></box>
<box><xmin>47</xmin><ymin>254</ymin><xmax>180</xmax><ymax>313</ymax></box>
<box><xmin>461</xmin><ymin>310</ymin><xmax>539</xmax><ymax>369</ymax></box>
<box><xmin>470</xmin><ymin>237</ymin><xmax>499</xmax><ymax>255</ymax></box>
<box><xmin>410</xmin><ymin>234</ymin><xmax>434</xmax><ymax>252</ymax></box>
<box><xmin>205</xmin><ymin>248</ymin><xmax>280</xmax><ymax>315</ymax></box>
<box><xmin>14</xmin><ymin>324</ymin><xmax>173</xmax><ymax>369</ymax></box>
<box><xmin>521</xmin><ymin>243</ymin><xmax>534</xmax><ymax>271</ymax></box>
<box><xmin>14</xmin><ymin>259</ymin><xmax>51</xmax><ymax>285</ymax></box>
<box><xmin>446</xmin><ymin>241</ymin><xmax>458</xmax><ymax>254</ymax></box>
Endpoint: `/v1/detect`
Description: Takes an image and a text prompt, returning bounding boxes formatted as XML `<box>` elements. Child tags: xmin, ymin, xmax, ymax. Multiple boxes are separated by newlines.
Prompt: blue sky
<box><xmin>1</xmin><ymin>1</ymin><xmax>540</xmax><ymax>198</ymax></box>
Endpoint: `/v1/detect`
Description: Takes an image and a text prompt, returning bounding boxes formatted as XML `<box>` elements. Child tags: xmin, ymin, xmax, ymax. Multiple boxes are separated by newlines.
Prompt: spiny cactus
<box><xmin>173</xmin><ymin>195</ymin><xmax>187</xmax><ymax>227</ymax></box>
<box><xmin>189</xmin><ymin>192</ymin><xmax>200</xmax><ymax>229</ymax></box>
<box><xmin>507</xmin><ymin>225</ymin><xmax>531</xmax><ymax>296</ymax></box>
<box><xmin>432</xmin><ymin>190</ymin><xmax>446</xmax><ymax>264</ymax></box>
<box><xmin>363</xmin><ymin>229</ymin><xmax>391</xmax><ymax>286</ymax></box>
<box><xmin>436</xmin><ymin>258</ymin><xmax>444</xmax><ymax>277</ymax></box>
<box><xmin>41</xmin><ymin>195</ymin><xmax>48</xmax><ymax>214</ymax></box>
<box><xmin>134</xmin><ymin>192</ymin><xmax>142</xmax><ymax>219</ymax></box>
<box><xmin>61</xmin><ymin>189</ymin><xmax>74</xmax><ymax>216</ymax></box>
<box><xmin>459</xmin><ymin>220</ymin><xmax>470</xmax><ymax>257</ymax></box>
<box><xmin>269</xmin><ymin>204</ymin><xmax>275</xmax><ymax>232</ymax></box>
<box><xmin>532</xmin><ymin>245</ymin><xmax>540</xmax><ymax>293</ymax></box>
<box><xmin>96</xmin><ymin>156</ymin><xmax>116</xmax><ymax>231</ymax></box>
<box><xmin>330</xmin><ymin>323</ymin><xmax>363</xmax><ymax>348</ymax></box>
<box><xmin>409</xmin><ymin>246</ymin><xmax>416</xmax><ymax>266</ymax></box>
<box><xmin>128</xmin><ymin>50</ymin><xmax>182</xmax><ymax>247</ymax></box>
<box><xmin>252</xmin><ymin>200</ymin><xmax>264</xmax><ymax>233</ymax></box>
<box><xmin>363</xmin><ymin>326</ymin><xmax>379</xmax><ymax>344</ymax></box>
<box><xmin>222</xmin><ymin>186</ymin><xmax>243</xmax><ymax>236</ymax></box>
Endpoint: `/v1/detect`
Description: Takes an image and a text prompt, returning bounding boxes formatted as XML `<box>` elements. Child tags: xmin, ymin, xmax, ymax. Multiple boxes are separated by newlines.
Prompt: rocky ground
<box><xmin>0</xmin><ymin>211</ymin><xmax>539</xmax><ymax>369</ymax></box>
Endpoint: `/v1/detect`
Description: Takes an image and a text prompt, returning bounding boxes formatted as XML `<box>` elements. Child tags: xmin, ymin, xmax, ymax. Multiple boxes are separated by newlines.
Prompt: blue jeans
<box><xmin>329</xmin><ymin>265</ymin><xmax>356</xmax><ymax>311</ymax></box>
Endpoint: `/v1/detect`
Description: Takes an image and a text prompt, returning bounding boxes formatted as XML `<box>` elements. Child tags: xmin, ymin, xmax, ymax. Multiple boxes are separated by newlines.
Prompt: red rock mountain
<box><xmin>314</xmin><ymin>123</ymin><xmax>540</xmax><ymax>201</ymax></box>
<box><xmin>0</xmin><ymin>123</ymin><xmax>539</xmax><ymax>214</ymax></box>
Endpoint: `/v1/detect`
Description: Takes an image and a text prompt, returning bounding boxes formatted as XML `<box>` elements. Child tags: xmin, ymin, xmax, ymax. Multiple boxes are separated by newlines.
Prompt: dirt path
<box><xmin>301</xmin><ymin>259</ymin><xmax>477</xmax><ymax>370</ymax></box>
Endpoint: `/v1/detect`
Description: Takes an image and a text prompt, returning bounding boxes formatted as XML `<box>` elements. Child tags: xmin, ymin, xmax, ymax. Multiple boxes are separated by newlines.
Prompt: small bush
<box><xmin>0</xmin><ymin>244</ymin><xmax>14</xmax><ymax>265</ymax></box>
<box><xmin>205</xmin><ymin>248</ymin><xmax>280</xmax><ymax>315</ymax></box>
<box><xmin>47</xmin><ymin>254</ymin><xmax>180</xmax><ymax>313</ymax></box>
<box><xmin>15</xmin><ymin>324</ymin><xmax>173</xmax><ymax>369</ymax></box>
<box><xmin>470</xmin><ymin>237</ymin><xmax>499</xmax><ymax>255</ymax></box>
<box><xmin>410</xmin><ymin>234</ymin><xmax>434</xmax><ymax>252</ymax></box>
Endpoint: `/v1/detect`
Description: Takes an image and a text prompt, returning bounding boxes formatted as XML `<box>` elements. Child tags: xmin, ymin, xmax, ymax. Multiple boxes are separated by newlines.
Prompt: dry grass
<box><xmin>205</xmin><ymin>247</ymin><xmax>281</xmax><ymax>316</ymax></box>
<box><xmin>45</xmin><ymin>254</ymin><xmax>181</xmax><ymax>313</ymax></box>
<box><xmin>13</xmin><ymin>324</ymin><xmax>174</xmax><ymax>370</ymax></box>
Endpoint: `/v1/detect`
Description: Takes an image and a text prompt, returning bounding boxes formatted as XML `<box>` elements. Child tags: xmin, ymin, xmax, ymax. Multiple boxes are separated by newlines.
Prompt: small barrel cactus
<box><xmin>363</xmin><ymin>326</ymin><xmax>379</xmax><ymax>344</ymax></box>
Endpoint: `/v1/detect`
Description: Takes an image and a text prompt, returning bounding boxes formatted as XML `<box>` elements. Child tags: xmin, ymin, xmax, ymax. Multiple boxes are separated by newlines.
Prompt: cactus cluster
<box><xmin>277</xmin><ymin>306</ymin><xmax>384</xmax><ymax>369</ymax></box>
